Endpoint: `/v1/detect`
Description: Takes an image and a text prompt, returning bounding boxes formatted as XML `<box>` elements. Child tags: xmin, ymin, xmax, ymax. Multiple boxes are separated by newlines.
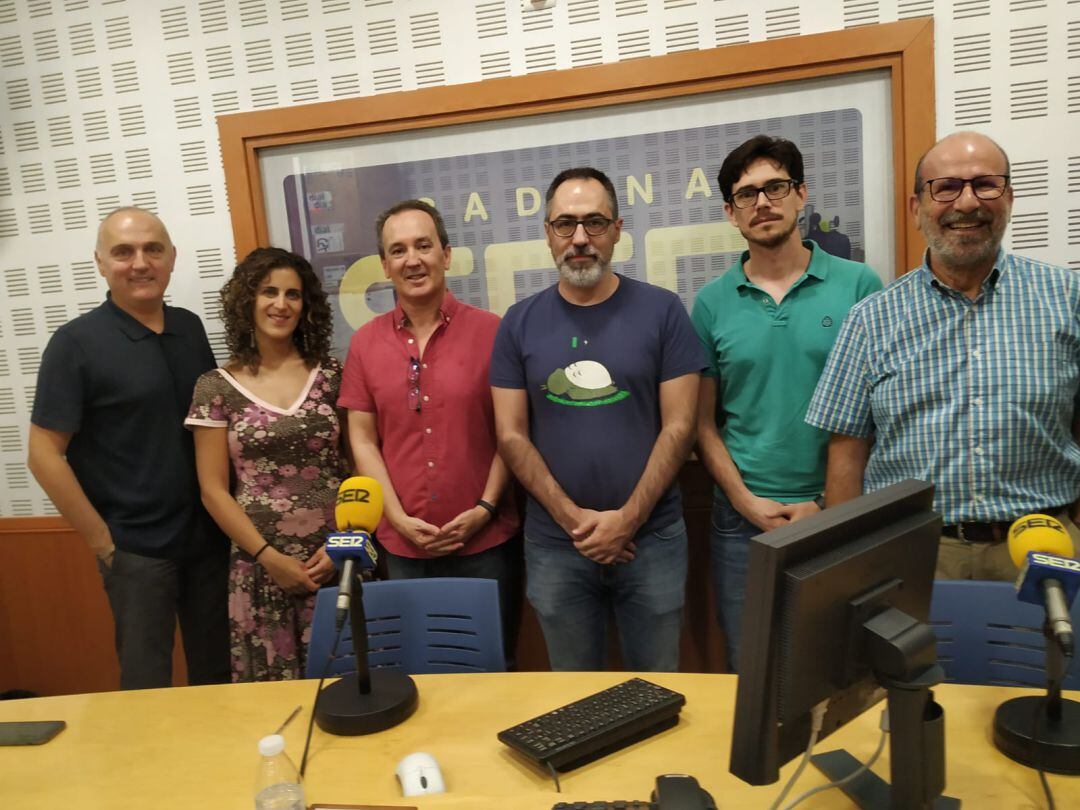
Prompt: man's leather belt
<box><xmin>940</xmin><ymin>521</ymin><xmax>1011</xmax><ymax>543</ymax></box>
<box><xmin>942</xmin><ymin>506</ymin><xmax>1070</xmax><ymax>544</ymax></box>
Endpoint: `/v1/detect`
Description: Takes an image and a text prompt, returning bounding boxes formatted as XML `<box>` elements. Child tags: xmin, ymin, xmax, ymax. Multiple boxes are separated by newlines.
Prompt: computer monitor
<box><xmin>730</xmin><ymin>479</ymin><xmax>953</xmax><ymax>808</ymax></box>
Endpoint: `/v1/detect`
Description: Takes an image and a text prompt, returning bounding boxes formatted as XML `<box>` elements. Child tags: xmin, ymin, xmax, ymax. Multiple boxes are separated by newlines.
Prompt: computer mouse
<box><xmin>395</xmin><ymin>751</ymin><xmax>446</xmax><ymax>797</ymax></box>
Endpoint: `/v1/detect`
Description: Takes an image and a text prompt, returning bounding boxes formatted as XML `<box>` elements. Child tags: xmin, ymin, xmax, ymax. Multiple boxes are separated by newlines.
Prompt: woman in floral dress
<box><xmin>186</xmin><ymin>247</ymin><xmax>347</xmax><ymax>681</ymax></box>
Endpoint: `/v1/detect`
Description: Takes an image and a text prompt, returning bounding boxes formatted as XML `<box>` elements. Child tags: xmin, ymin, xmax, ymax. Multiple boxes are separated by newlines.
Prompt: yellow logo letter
<box><xmin>684</xmin><ymin>168</ymin><xmax>713</xmax><ymax>200</ymax></box>
<box><xmin>464</xmin><ymin>192</ymin><xmax>489</xmax><ymax>222</ymax></box>
<box><xmin>626</xmin><ymin>174</ymin><xmax>653</xmax><ymax>206</ymax></box>
<box><xmin>516</xmin><ymin>187</ymin><xmax>541</xmax><ymax>217</ymax></box>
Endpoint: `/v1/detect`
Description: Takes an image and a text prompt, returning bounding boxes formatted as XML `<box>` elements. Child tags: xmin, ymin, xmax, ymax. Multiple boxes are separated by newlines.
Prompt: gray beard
<box><xmin>557</xmin><ymin>256</ymin><xmax>608</xmax><ymax>288</ymax></box>
<box><xmin>926</xmin><ymin>228</ymin><xmax>1004</xmax><ymax>273</ymax></box>
<box><xmin>919</xmin><ymin>206</ymin><xmax>1008</xmax><ymax>274</ymax></box>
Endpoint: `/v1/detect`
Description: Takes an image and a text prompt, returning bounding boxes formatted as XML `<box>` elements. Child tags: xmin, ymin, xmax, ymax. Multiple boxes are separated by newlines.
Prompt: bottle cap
<box><xmin>258</xmin><ymin>734</ymin><xmax>285</xmax><ymax>757</ymax></box>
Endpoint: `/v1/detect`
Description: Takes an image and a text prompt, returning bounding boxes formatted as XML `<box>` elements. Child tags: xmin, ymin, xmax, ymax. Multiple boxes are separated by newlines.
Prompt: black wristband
<box><xmin>814</xmin><ymin>494</ymin><xmax>826</xmax><ymax>511</ymax></box>
<box><xmin>252</xmin><ymin>542</ymin><xmax>270</xmax><ymax>561</ymax></box>
<box><xmin>475</xmin><ymin>499</ymin><xmax>497</xmax><ymax>519</ymax></box>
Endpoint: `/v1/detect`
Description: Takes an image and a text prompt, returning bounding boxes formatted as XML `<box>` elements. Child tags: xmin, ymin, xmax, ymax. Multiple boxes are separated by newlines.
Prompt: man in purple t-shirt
<box><xmin>490</xmin><ymin>168</ymin><xmax>704</xmax><ymax>672</ymax></box>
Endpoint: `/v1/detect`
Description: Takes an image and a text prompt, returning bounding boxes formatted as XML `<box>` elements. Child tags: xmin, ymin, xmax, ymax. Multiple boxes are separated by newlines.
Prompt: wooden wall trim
<box><xmin>219</xmin><ymin>18</ymin><xmax>935</xmax><ymax>274</ymax></box>
<box><xmin>0</xmin><ymin>516</ymin><xmax>72</xmax><ymax>533</ymax></box>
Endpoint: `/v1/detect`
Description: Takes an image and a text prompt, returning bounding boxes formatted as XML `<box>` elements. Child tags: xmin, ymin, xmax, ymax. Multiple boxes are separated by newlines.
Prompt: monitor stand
<box><xmin>811</xmin><ymin>667</ymin><xmax>960</xmax><ymax>810</ymax></box>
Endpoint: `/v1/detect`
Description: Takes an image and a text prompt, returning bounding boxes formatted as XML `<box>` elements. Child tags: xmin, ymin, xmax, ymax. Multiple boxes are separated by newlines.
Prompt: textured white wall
<box><xmin>1</xmin><ymin>0</ymin><xmax>1076</xmax><ymax>516</ymax></box>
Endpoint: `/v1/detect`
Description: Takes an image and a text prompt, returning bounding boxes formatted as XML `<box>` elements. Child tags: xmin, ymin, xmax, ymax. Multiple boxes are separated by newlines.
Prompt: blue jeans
<box><xmin>709</xmin><ymin>493</ymin><xmax>757</xmax><ymax>673</ymax></box>
<box><xmin>525</xmin><ymin>518</ymin><xmax>688</xmax><ymax>672</ymax></box>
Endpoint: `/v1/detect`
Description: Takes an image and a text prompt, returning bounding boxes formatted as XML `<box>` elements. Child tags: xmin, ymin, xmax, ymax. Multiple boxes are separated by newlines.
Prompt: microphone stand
<box><xmin>314</xmin><ymin>565</ymin><xmax>418</xmax><ymax>735</ymax></box>
<box><xmin>351</xmin><ymin>569</ymin><xmax>372</xmax><ymax>696</ymax></box>
<box><xmin>993</xmin><ymin>620</ymin><xmax>1080</xmax><ymax>774</ymax></box>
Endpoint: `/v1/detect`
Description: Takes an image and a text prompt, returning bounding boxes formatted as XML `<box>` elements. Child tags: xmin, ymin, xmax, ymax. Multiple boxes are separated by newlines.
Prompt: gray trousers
<box><xmin>99</xmin><ymin>546</ymin><xmax>230</xmax><ymax>690</ymax></box>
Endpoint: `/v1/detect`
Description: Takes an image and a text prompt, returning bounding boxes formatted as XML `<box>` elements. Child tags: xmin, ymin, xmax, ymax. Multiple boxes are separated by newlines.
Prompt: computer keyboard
<box><xmin>497</xmin><ymin>677</ymin><xmax>686</xmax><ymax>772</ymax></box>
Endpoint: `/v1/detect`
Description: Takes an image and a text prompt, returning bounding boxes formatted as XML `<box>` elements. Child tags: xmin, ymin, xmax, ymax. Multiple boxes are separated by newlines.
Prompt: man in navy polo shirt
<box><xmin>28</xmin><ymin>207</ymin><xmax>229</xmax><ymax>689</ymax></box>
<box><xmin>491</xmin><ymin>167</ymin><xmax>704</xmax><ymax>672</ymax></box>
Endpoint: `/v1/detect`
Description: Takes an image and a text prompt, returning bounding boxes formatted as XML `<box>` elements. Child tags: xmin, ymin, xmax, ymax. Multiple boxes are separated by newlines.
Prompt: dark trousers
<box><xmin>383</xmin><ymin>534</ymin><xmax>523</xmax><ymax>669</ymax></box>
<box><xmin>98</xmin><ymin>546</ymin><xmax>230</xmax><ymax>690</ymax></box>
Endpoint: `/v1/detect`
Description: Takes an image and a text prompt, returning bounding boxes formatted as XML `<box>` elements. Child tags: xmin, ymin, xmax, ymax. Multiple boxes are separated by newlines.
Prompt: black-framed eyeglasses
<box><xmin>729</xmin><ymin>178</ymin><xmax>800</xmax><ymax>209</ymax></box>
<box><xmin>407</xmin><ymin>356</ymin><xmax>421</xmax><ymax>412</ymax></box>
<box><xmin>919</xmin><ymin>175</ymin><xmax>1010</xmax><ymax>202</ymax></box>
<box><xmin>547</xmin><ymin>216</ymin><xmax>615</xmax><ymax>238</ymax></box>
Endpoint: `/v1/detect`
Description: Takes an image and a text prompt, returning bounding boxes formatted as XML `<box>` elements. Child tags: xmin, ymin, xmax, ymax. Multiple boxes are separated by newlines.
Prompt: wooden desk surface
<box><xmin>1</xmin><ymin>672</ymin><xmax>1076</xmax><ymax>809</ymax></box>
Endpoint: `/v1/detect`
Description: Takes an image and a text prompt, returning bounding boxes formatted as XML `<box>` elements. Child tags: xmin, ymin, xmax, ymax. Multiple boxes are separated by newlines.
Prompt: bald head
<box><xmin>913</xmin><ymin>131</ymin><xmax>1010</xmax><ymax>194</ymax></box>
<box><xmin>94</xmin><ymin>206</ymin><xmax>176</xmax><ymax>315</ymax></box>
<box><xmin>96</xmin><ymin>207</ymin><xmax>172</xmax><ymax>254</ymax></box>
<box><xmin>909</xmin><ymin>130</ymin><xmax>1013</xmax><ymax>279</ymax></box>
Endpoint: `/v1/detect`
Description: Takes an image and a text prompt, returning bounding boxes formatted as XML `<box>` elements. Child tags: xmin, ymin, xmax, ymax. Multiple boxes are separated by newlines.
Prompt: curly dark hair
<box><xmin>219</xmin><ymin>247</ymin><xmax>333</xmax><ymax>372</ymax></box>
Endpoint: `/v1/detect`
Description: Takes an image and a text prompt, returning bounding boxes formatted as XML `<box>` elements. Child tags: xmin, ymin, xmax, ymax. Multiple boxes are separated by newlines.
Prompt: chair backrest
<box><xmin>305</xmin><ymin>577</ymin><xmax>506</xmax><ymax>678</ymax></box>
<box><xmin>929</xmin><ymin>579</ymin><xmax>1080</xmax><ymax>690</ymax></box>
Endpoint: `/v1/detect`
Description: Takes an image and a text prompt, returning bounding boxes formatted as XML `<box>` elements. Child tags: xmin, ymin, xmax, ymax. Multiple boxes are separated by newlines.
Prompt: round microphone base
<box><xmin>315</xmin><ymin>671</ymin><xmax>419</xmax><ymax>736</ymax></box>
<box><xmin>993</xmin><ymin>695</ymin><xmax>1080</xmax><ymax>775</ymax></box>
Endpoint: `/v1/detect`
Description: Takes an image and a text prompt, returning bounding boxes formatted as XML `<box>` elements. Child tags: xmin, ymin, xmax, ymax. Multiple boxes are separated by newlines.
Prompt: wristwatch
<box><xmin>814</xmin><ymin>494</ymin><xmax>826</xmax><ymax>511</ymax></box>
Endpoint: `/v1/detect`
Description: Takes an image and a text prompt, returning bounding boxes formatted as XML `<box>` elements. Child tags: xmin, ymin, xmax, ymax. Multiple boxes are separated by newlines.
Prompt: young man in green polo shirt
<box><xmin>691</xmin><ymin>135</ymin><xmax>882</xmax><ymax>670</ymax></box>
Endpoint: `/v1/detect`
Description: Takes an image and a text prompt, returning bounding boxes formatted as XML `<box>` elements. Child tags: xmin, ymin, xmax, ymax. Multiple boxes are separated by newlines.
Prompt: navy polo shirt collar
<box><xmin>104</xmin><ymin>292</ymin><xmax>174</xmax><ymax>340</ymax></box>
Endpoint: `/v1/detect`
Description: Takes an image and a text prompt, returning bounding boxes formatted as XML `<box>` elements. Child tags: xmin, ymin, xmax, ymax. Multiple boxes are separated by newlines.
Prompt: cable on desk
<box><xmin>1033</xmin><ymin>694</ymin><xmax>1056</xmax><ymax>810</ymax></box>
<box><xmin>547</xmin><ymin>759</ymin><xmax>561</xmax><ymax>793</ymax></box>
<box><xmin>768</xmin><ymin>698</ymin><xmax>829</xmax><ymax>810</ymax></box>
<box><xmin>780</xmin><ymin>708</ymin><xmax>888</xmax><ymax>810</ymax></box>
<box><xmin>299</xmin><ymin>624</ymin><xmax>345</xmax><ymax>778</ymax></box>
<box><xmin>1032</xmin><ymin>645</ymin><xmax>1075</xmax><ymax>810</ymax></box>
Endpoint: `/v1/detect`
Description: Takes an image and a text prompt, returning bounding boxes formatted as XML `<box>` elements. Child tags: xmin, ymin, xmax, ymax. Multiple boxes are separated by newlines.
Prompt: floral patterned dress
<box><xmin>185</xmin><ymin>359</ymin><xmax>347</xmax><ymax>682</ymax></box>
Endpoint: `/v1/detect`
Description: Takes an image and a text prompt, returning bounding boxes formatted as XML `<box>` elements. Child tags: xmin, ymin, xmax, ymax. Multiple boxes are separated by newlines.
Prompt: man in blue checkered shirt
<box><xmin>806</xmin><ymin>131</ymin><xmax>1080</xmax><ymax>580</ymax></box>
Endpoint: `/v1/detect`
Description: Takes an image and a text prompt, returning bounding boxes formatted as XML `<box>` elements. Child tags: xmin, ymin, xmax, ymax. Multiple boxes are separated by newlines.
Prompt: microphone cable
<box><xmin>1032</xmin><ymin>647</ymin><xmax>1072</xmax><ymax>810</ymax></box>
<box><xmin>1033</xmin><ymin>694</ymin><xmax>1056</xmax><ymax>810</ymax></box>
<box><xmin>299</xmin><ymin>617</ymin><xmax>346</xmax><ymax>779</ymax></box>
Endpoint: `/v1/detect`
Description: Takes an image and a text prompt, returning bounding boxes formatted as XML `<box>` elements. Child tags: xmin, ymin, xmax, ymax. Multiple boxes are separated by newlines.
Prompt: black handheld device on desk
<box><xmin>551</xmin><ymin>774</ymin><xmax>717</xmax><ymax>810</ymax></box>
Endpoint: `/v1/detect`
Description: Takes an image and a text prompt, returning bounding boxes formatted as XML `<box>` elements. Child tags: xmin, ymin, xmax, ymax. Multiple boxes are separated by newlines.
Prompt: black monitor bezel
<box><xmin>729</xmin><ymin>479</ymin><xmax>940</xmax><ymax>785</ymax></box>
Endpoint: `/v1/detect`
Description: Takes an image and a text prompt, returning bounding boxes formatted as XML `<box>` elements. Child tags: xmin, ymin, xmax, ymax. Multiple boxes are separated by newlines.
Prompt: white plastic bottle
<box><xmin>254</xmin><ymin>734</ymin><xmax>306</xmax><ymax>810</ymax></box>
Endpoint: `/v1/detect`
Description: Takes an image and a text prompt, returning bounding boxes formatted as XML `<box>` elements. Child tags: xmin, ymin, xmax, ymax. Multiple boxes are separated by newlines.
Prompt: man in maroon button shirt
<box><xmin>338</xmin><ymin>200</ymin><xmax>521</xmax><ymax>661</ymax></box>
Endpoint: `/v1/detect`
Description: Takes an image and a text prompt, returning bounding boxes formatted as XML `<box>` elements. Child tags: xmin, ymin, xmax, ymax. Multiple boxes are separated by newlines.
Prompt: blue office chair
<box><xmin>929</xmin><ymin>579</ymin><xmax>1080</xmax><ymax>690</ymax></box>
<box><xmin>305</xmin><ymin>577</ymin><xmax>506</xmax><ymax>678</ymax></box>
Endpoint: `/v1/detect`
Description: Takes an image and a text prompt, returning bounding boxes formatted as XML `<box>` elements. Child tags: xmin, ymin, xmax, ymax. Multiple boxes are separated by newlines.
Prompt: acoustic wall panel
<box><xmin>0</xmin><ymin>0</ymin><xmax>1076</xmax><ymax>516</ymax></box>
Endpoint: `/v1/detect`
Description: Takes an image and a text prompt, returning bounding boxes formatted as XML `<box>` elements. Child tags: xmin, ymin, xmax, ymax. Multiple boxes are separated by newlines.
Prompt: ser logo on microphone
<box><xmin>1031</xmin><ymin>553</ymin><xmax>1080</xmax><ymax>572</ymax></box>
<box><xmin>1013</xmin><ymin>516</ymin><xmax>1065</xmax><ymax>533</ymax></box>
<box><xmin>327</xmin><ymin>533</ymin><xmax>371</xmax><ymax>548</ymax></box>
<box><xmin>325</xmin><ymin>532</ymin><xmax>379</xmax><ymax>568</ymax></box>
<box><xmin>337</xmin><ymin>488</ymin><xmax>371</xmax><ymax>504</ymax></box>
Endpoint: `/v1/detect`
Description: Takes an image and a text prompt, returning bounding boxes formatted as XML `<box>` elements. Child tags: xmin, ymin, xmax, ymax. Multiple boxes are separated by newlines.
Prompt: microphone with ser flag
<box><xmin>992</xmin><ymin>513</ymin><xmax>1080</xmax><ymax>774</ymax></box>
<box><xmin>314</xmin><ymin>476</ymin><xmax>418</xmax><ymax>736</ymax></box>
<box><xmin>1008</xmin><ymin>514</ymin><xmax>1080</xmax><ymax>657</ymax></box>
<box><xmin>326</xmin><ymin>476</ymin><xmax>383</xmax><ymax>632</ymax></box>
